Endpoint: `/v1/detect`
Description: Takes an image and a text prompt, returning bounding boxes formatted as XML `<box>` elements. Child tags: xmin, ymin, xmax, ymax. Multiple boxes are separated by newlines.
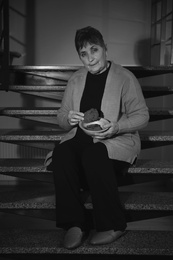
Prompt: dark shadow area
<box><xmin>134</xmin><ymin>38</ymin><xmax>151</xmax><ymax>66</ymax></box>
<box><xmin>25</xmin><ymin>0</ymin><xmax>36</xmax><ymax>65</ymax></box>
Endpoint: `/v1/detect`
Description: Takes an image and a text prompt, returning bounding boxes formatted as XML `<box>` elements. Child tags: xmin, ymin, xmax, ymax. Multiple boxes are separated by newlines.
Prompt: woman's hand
<box><xmin>68</xmin><ymin>110</ymin><xmax>84</xmax><ymax>126</ymax></box>
<box><xmin>93</xmin><ymin>121</ymin><xmax>119</xmax><ymax>139</ymax></box>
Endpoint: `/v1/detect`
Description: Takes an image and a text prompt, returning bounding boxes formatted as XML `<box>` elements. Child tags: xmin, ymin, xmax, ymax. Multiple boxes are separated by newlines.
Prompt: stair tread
<box><xmin>140</xmin><ymin>131</ymin><xmax>173</xmax><ymax>141</ymax></box>
<box><xmin>1</xmin><ymin>158</ymin><xmax>173</xmax><ymax>174</ymax></box>
<box><xmin>1</xmin><ymin>107</ymin><xmax>173</xmax><ymax>116</ymax></box>
<box><xmin>0</xmin><ymin>228</ymin><xmax>173</xmax><ymax>255</ymax></box>
<box><xmin>0</xmin><ymin>129</ymin><xmax>173</xmax><ymax>142</ymax></box>
<box><xmin>0</xmin><ymin>183</ymin><xmax>172</xmax><ymax>211</ymax></box>
<box><xmin>87</xmin><ymin>191</ymin><xmax>173</xmax><ymax>211</ymax></box>
<box><xmin>0</xmin><ymin>158</ymin><xmax>47</xmax><ymax>171</ymax></box>
<box><xmin>0</xmin><ymin>107</ymin><xmax>59</xmax><ymax>115</ymax></box>
<box><xmin>8</xmin><ymin>85</ymin><xmax>66</xmax><ymax>91</ymax></box>
<box><xmin>130</xmin><ymin>159</ymin><xmax>173</xmax><ymax>173</ymax></box>
<box><xmin>0</xmin><ymin>129</ymin><xmax>65</xmax><ymax>141</ymax></box>
<box><xmin>6</xmin><ymin>84</ymin><xmax>173</xmax><ymax>91</ymax></box>
<box><xmin>10</xmin><ymin>64</ymin><xmax>173</xmax><ymax>69</ymax></box>
<box><xmin>0</xmin><ymin>107</ymin><xmax>173</xmax><ymax>125</ymax></box>
<box><xmin>9</xmin><ymin>65</ymin><xmax>173</xmax><ymax>74</ymax></box>
<box><xmin>11</xmin><ymin>65</ymin><xmax>80</xmax><ymax>71</ymax></box>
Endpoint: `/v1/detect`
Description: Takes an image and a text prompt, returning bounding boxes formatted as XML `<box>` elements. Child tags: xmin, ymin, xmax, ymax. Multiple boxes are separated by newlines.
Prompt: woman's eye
<box><xmin>80</xmin><ymin>52</ymin><xmax>86</xmax><ymax>58</ymax></box>
<box><xmin>92</xmin><ymin>48</ymin><xmax>98</xmax><ymax>53</ymax></box>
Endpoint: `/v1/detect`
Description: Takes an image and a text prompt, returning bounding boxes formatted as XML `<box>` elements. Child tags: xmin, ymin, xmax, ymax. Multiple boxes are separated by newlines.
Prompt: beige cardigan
<box><xmin>56</xmin><ymin>62</ymin><xmax>149</xmax><ymax>164</ymax></box>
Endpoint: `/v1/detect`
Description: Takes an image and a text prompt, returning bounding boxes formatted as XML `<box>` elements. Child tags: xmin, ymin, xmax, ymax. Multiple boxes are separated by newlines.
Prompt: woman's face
<box><xmin>78</xmin><ymin>42</ymin><xmax>107</xmax><ymax>74</ymax></box>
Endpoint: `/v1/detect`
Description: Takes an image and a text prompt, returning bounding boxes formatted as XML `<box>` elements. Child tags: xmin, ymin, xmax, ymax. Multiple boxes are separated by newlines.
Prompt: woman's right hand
<box><xmin>68</xmin><ymin>110</ymin><xmax>84</xmax><ymax>126</ymax></box>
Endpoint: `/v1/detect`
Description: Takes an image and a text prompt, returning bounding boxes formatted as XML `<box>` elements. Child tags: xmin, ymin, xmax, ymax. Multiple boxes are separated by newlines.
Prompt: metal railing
<box><xmin>0</xmin><ymin>0</ymin><xmax>9</xmax><ymax>91</ymax></box>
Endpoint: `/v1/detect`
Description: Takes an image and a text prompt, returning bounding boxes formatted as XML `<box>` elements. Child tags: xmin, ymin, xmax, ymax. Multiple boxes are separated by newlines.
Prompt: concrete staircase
<box><xmin>0</xmin><ymin>65</ymin><xmax>173</xmax><ymax>258</ymax></box>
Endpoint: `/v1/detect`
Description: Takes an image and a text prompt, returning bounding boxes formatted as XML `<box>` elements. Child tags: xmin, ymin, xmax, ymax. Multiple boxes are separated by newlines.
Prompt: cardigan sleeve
<box><xmin>117</xmin><ymin>73</ymin><xmax>149</xmax><ymax>134</ymax></box>
<box><xmin>56</xmin><ymin>78</ymin><xmax>74</xmax><ymax>131</ymax></box>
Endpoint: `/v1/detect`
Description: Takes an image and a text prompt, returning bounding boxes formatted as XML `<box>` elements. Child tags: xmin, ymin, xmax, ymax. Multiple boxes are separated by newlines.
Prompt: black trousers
<box><xmin>52</xmin><ymin>138</ymin><xmax>130</xmax><ymax>232</ymax></box>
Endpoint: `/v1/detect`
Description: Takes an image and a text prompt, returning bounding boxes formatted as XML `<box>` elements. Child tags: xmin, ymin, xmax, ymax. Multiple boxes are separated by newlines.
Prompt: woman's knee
<box><xmin>52</xmin><ymin>142</ymin><xmax>71</xmax><ymax>167</ymax></box>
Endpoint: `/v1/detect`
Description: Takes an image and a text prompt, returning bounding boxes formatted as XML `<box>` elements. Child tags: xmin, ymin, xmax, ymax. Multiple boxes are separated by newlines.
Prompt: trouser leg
<box><xmin>82</xmin><ymin>142</ymin><xmax>128</xmax><ymax>232</ymax></box>
<box><xmin>52</xmin><ymin>140</ymin><xmax>87</xmax><ymax>229</ymax></box>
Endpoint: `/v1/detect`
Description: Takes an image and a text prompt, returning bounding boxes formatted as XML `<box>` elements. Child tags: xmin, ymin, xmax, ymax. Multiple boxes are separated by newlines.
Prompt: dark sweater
<box><xmin>75</xmin><ymin>65</ymin><xmax>110</xmax><ymax>142</ymax></box>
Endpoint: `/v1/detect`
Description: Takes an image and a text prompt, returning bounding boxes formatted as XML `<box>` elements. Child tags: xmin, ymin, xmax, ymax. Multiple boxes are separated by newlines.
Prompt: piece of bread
<box><xmin>83</xmin><ymin>108</ymin><xmax>104</xmax><ymax>131</ymax></box>
<box><xmin>84</xmin><ymin>108</ymin><xmax>100</xmax><ymax>123</ymax></box>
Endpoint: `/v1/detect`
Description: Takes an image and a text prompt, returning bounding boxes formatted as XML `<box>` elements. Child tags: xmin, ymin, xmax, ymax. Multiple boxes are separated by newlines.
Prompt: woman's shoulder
<box><xmin>69</xmin><ymin>66</ymin><xmax>87</xmax><ymax>81</ymax></box>
<box><xmin>111</xmin><ymin>62</ymin><xmax>137</xmax><ymax>80</ymax></box>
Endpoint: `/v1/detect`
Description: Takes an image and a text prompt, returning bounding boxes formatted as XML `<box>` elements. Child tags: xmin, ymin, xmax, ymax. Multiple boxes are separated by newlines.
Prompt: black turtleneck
<box><xmin>75</xmin><ymin>62</ymin><xmax>111</xmax><ymax>142</ymax></box>
<box><xmin>80</xmin><ymin>64</ymin><xmax>110</xmax><ymax>113</ymax></box>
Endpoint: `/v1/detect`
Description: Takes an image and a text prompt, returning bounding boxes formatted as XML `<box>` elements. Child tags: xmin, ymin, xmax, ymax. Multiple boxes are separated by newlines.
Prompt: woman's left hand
<box><xmin>93</xmin><ymin>121</ymin><xmax>119</xmax><ymax>139</ymax></box>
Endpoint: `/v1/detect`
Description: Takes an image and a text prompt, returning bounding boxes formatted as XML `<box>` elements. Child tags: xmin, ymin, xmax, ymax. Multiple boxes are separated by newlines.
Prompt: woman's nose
<box><xmin>88</xmin><ymin>53</ymin><xmax>94</xmax><ymax>62</ymax></box>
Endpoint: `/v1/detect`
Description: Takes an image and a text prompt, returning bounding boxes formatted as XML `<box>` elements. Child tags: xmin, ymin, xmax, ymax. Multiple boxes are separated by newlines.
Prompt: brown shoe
<box><xmin>63</xmin><ymin>227</ymin><xmax>84</xmax><ymax>249</ymax></box>
<box><xmin>90</xmin><ymin>230</ymin><xmax>126</xmax><ymax>245</ymax></box>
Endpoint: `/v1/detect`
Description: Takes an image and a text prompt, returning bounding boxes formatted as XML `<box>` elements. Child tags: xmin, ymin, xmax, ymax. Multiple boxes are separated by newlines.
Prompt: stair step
<box><xmin>0</xmin><ymin>107</ymin><xmax>59</xmax><ymax>116</ymax></box>
<box><xmin>127</xmin><ymin>65</ymin><xmax>173</xmax><ymax>78</ymax></box>
<box><xmin>0</xmin><ymin>159</ymin><xmax>53</xmax><ymax>183</ymax></box>
<box><xmin>11</xmin><ymin>65</ymin><xmax>80</xmax><ymax>71</ymax></box>
<box><xmin>9</xmin><ymin>66</ymin><xmax>78</xmax><ymax>87</ymax></box>
<box><xmin>0</xmin><ymin>130</ymin><xmax>172</xmax><ymax>151</ymax></box>
<box><xmin>0</xmin><ymin>130</ymin><xmax>173</xmax><ymax>144</ymax></box>
<box><xmin>23</xmin><ymin>91</ymin><xmax>64</xmax><ymax>101</ymax></box>
<box><xmin>149</xmin><ymin>107</ymin><xmax>173</xmax><ymax>121</ymax></box>
<box><xmin>0</xmin><ymin>228</ymin><xmax>173</xmax><ymax>255</ymax></box>
<box><xmin>0</xmin><ymin>107</ymin><xmax>61</xmax><ymax>126</ymax></box>
<box><xmin>8</xmin><ymin>85</ymin><xmax>66</xmax><ymax>91</ymax></box>
<box><xmin>10</xmin><ymin>64</ymin><xmax>173</xmax><ymax>77</ymax></box>
<box><xmin>1</xmin><ymin>107</ymin><xmax>173</xmax><ymax>123</ymax></box>
<box><xmin>7</xmin><ymin>84</ymin><xmax>173</xmax><ymax>91</ymax></box>
<box><xmin>0</xmin><ymin>183</ymin><xmax>172</xmax><ymax>211</ymax></box>
<box><xmin>0</xmin><ymin>129</ymin><xmax>65</xmax><ymax>151</ymax></box>
<box><xmin>87</xmin><ymin>191</ymin><xmax>173</xmax><ymax>211</ymax></box>
<box><xmin>140</xmin><ymin>131</ymin><xmax>173</xmax><ymax>141</ymax></box>
<box><xmin>6</xmin><ymin>85</ymin><xmax>173</xmax><ymax>100</ymax></box>
<box><xmin>1</xmin><ymin>158</ymin><xmax>173</xmax><ymax>174</ymax></box>
<box><xmin>0</xmin><ymin>159</ymin><xmax>172</xmax><ymax>184</ymax></box>
<box><xmin>0</xmin><ymin>129</ymin><xmax>65</xmax><ymax>142</ymax></box>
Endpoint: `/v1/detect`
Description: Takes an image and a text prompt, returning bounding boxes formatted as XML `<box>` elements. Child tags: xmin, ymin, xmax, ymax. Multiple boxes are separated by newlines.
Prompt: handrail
<box><xmin>0</xmin><ymin>0</ymin><xmax>9</xmax><ymax>91</ymax></box>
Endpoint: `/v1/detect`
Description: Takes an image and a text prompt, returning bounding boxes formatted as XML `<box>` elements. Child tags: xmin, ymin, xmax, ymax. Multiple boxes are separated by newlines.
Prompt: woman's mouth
<box><xmin>89</xmin><ymin>63</ymin><xmax>97</xmax><ymax>67</ymax></box>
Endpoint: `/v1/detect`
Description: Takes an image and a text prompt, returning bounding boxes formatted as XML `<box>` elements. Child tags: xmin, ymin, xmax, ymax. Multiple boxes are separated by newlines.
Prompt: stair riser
<box><xmin>0</xmin><ymin>171</ymin><xmax>172</xmax><ymax>185</ymax></box>
<box><xmin>0</xmin><ymin>139</ymin><xmax>172</xmax><ymax>152</ymax></box>
<box><xmin>0</xmin><ymin>208</ymin><xmax>172</xmax><ymax>224</ymax></box>
<box><xmin>9</xmin><ymin>70</ymin><xmax>74</xmax><ymax>86</ymax></box>
<box><xmin>0</xmin><ymin>187</ymin><xmax>172</xmax><ymax>212</ymax></box>
<box><xmin>6</xmin><ymin>87</ymin><xmax>173</xmax><ymax>100</ymax></box>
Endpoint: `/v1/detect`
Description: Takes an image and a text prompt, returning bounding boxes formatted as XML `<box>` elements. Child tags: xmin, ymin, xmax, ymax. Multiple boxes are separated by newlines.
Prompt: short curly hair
<box><xmin>75</xmin><ymin>26</ymin><xmax>106</xmax><ymax>53</ymax></box>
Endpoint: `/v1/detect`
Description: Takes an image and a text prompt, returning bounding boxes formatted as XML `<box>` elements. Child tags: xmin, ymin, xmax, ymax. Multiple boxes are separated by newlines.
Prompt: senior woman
<box><xmin>52</xmin><ymin>26</ymin><xmax>149</xmax><ymax>249</ymax></box>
